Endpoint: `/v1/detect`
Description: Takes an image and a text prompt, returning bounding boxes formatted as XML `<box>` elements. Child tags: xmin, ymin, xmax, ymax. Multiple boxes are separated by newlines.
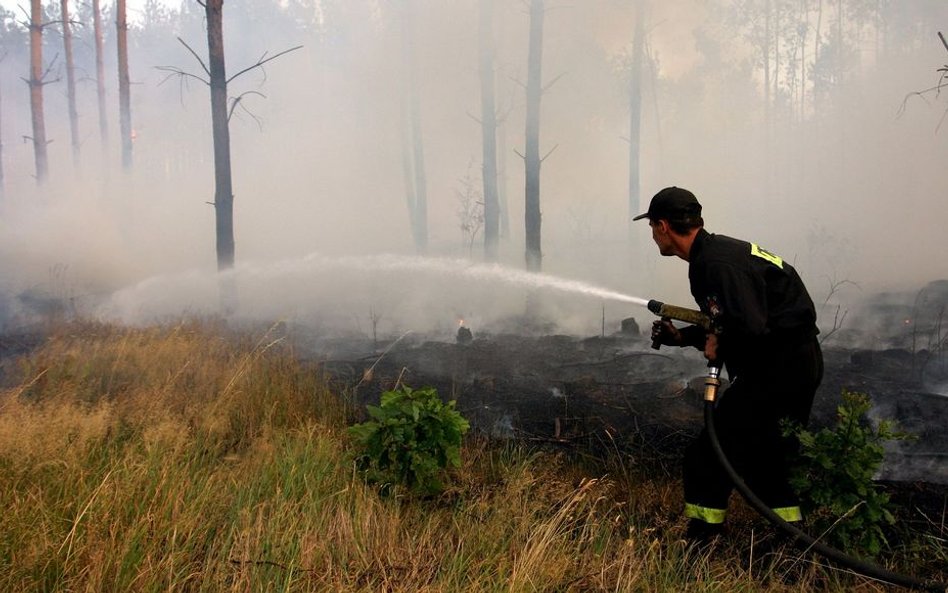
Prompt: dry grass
<box><xmin>0</xmin><ymin>320</ymin><xmax>937</xmax><ymax>592</ymax></box>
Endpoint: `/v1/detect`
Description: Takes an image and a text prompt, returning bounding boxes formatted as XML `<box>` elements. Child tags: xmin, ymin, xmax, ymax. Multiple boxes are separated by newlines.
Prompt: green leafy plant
<box><xmin>783</xmin><ymin>390</ymin><xmax>912</xmax><ymax>557</ymax></box>
<box><xmin>349</xmin><ymin>385</ymin><xmax>470</xmax><ymax>495</ymax></box>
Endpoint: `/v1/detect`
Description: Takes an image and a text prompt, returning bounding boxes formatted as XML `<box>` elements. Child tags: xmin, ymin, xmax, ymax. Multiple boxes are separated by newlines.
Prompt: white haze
<box><xmin>1</xmin><ymin>0</ymin><xmax>947</xmax><ymax>338</ymax></box>
<box><xmin>102</xmin><ymin>253</ymin><xmax>651</xmax><ymax>339</ymax></box>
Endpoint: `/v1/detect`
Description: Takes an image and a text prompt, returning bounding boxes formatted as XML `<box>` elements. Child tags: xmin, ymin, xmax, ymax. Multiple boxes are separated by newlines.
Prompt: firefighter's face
<box><xmin>649</xmin><ymin>219</ymin><xmax>674</xmax><ymax>256</ymax></box>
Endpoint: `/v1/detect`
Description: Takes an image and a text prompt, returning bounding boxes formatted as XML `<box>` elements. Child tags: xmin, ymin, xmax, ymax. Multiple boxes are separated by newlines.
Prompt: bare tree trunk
<box><xmin>799</xmin><ymin>0</ymin><xmax>807</xmax><ymax>121</ymax></box>
<box><xmin>763</xmin><ymin>0</ymin><xmax>773</xmax><ymax>191</ymax></box>
<box><xmin>763</xmin><ymin>0</ymin><xmax>772</xmax><ymax>119</ymax></box>
<box><xmin>93</xmin><ymin>0</ymin><xmax>108</xmax><ymax>149</ymax></box>
<box><xmin>399</xmin><ymin>95</ymin><xmax>417</xmax><ymax>241</ymax></box>
<box><xmin>61</xmin><ymin>0</ymin><xmax>80</xmax><ymax>167</ymax></box>
<box><xmin>29</xmin><ymin>0</ymin><xmax>49</xmax><ymax>185</ymax></box>
<box><xmin>479</xmin><ymin>0</ymin><xmax>499</xmax><ymax>261</ymax></box>
<box><xmin>0</xmin><ymin>74</ymin><xmax>5</xmax><ymax>196</ymax></box>
<box><xmin>627</xmin><ymin>0</ymin><xmax>645</xmax><ymax>235</ymax></box>
<box><xmin>836</xmin><ymin>0</ymin><xmax>843</xmax><ymax>80</ymax></box>
<box><xmin>409</xmin><ymin>83</ymin><xmax>427</xmax><ymax>252</ymax></box>
<box><xmin>400</xmin><ymin>0</ymin><xmax>427</xmax><ymax>252</ymax></box>
<box><xmin>835</xmin><ymin>0</ymin><xmax>845</xmax><ymax>177</ymax></box>
<box><xmin>498</xmin><ymin>118</ymin><xmax>510</xmax><ymax>239</ymax></box>
<box><xmin>773</xmin><ymin>1</ymin><xmax>780</xmax><ymax>114</ymax></box>
<box><xmin>524</xmin><ymin>0</ymin><xmax>544</xmax><ymax>272</ymax></box>
<box><xmin>205</xmin><ymin>0</ymin><xmax>234</xmax><ymax>271</ymax></box>
<box><xmin>875</xmin><ymin>0</ymin><xmax>884</xmax><ymax>60</ymax></box>
<box><xmin>814</xmin><ymin>0</ymin><xmax>823</xmax><ymax>112</ymax></box>
<box><xmin>116</xmin><ymin>0</ymin><xmax>132</xmax><ymax>169</ymax></box>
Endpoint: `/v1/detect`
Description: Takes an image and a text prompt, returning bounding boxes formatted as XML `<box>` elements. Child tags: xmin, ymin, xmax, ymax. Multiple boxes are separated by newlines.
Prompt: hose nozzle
<box><xmin>704</xmin><ymin>365</ymin><xmax>722</xmax><ymax>403</ymax></box>
<box><xmin>647</xmin><ymin>299</ymin><xmax>712</xmax><ymax>330</ymax></box>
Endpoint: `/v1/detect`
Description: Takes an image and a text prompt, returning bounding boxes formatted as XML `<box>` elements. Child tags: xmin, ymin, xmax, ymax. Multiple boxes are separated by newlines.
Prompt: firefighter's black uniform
<box><xmin>678</xmin><ymin>229</ymin><xmax>824</xmax><ymax>532</ymax></box>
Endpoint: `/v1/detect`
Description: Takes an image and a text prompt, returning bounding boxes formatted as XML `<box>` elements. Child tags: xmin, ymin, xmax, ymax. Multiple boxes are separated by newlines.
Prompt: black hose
<box><xmin>704</xmin><ymin>401</ymin><xmax>947</xmax><ymax>592</ymax></box>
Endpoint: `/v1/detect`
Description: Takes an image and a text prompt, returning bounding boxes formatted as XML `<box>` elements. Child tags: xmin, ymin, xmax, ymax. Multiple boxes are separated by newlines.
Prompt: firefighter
<box><xmin>634</xmin><ymin>186</ymin><xmax>824</xmax><ymax>544</ymax></box>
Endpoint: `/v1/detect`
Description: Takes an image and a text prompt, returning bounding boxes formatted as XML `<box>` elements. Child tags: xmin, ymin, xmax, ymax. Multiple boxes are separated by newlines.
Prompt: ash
<box><xmin>294</xmin><ymin>318</ymin><xmax>948</xmax><ymax>486</ymax></box>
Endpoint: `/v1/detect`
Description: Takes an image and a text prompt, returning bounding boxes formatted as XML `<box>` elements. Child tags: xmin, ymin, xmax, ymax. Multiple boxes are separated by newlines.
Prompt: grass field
<box><xmin>0</xmin><ymin>321</ymin><xmax>943</xmax><ymax>592</ymax></box>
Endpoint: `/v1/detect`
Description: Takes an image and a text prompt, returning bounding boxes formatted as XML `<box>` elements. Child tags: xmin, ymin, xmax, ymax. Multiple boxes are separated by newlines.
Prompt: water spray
<box><xmin>102</xmin><ymin>253</ymin><xmax>653</xmax><ymax>325</ymax></box>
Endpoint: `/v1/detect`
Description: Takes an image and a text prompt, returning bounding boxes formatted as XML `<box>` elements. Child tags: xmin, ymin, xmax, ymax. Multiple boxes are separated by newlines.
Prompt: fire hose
<box><xmin>648</xmin><ymin>299</ymin><xmax>948</xmax><ymax>592</ymax></box>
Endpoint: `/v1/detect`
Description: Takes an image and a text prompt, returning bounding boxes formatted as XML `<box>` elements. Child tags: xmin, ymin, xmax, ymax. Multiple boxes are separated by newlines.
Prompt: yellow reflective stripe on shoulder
<box><xmin>684</xmin><ymin>503</ymin><xmax>727</xmax><ymax>524</ymax></box>
<box><xmin>772</xmin><ymin>506</ymin><xmax>803</xmax><ymax>522</ymax></box>
<box><xmin>750</xmin><ymin>243</ymin><xmax>784</xmax><ymax>268</ymax></box>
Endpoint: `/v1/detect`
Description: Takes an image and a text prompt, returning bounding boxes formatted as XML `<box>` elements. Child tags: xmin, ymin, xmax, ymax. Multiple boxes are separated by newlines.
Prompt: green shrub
<box><xmin>783</xmin><ymin>390</ymin><xmax>912</xmax><ymax>557</ymax></box>
<box><xmin>349</xmin><ymin>385</ymin><xmax>469</xmax><ymax>495</ymax></box>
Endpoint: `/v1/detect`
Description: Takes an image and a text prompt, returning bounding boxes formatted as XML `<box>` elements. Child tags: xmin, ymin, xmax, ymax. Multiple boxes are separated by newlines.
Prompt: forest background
<box><xmin>0</xmin><ymin>0</ymin><xmax>946</xmax><ymax>337</ymax></box>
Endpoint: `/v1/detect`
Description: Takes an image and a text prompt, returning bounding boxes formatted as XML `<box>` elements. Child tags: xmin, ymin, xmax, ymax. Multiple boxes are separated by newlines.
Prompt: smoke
<box><xmin>1</xmin><ymin>0</ymin><xmax>947</xmax><ymax>339</ymax></box>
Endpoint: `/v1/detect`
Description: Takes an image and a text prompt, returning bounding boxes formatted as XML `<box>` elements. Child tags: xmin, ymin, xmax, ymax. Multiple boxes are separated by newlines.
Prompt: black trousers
<box><xmin>683</xmin><ymin>337</ymin><xmax>824</xmax><ymax>524</ymax></box>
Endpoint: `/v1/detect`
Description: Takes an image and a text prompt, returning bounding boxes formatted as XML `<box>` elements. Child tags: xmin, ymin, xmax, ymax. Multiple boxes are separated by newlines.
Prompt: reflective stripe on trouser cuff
<box><xmin>684</xmin><ymin>503</ymin><xmax>726</xmax><ymax>524</ymax></box>
<box><xmin>772</xmin><ymin>506</ymin><xmax>803</xmax><ymax>522</ymax></box>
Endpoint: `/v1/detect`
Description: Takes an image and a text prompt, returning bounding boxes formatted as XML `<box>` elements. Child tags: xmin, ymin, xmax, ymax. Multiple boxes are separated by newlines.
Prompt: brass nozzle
<box><xmin>704</xmin><ymin>366</ymin><xmax>722</xmax><ymax>402</ymax></box>
<box><xmin>647</xmin><ymin>299</ymin><xmax>712</xmax><ymax>330</ymax></box>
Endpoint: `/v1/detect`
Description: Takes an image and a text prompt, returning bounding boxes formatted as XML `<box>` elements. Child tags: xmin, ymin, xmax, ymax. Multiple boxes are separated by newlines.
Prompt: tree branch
<box><xmin>22</xmin><ymin>135</ymin><xmax>54</xmax><ymax>146</ymax></box>
<box><xmin>495</xmin><ymin>94</ymin><xmax>516</xmax><ymax>125</ymax></box>
<box><xmin>40</xmin><ymin>53</ymin><xmax>61</xmax><ymax>83</ymax></box>
<box><xmin>22</xmin><ymin>72</ymin><xmax>62</xmax><ymax>88</ymax></box>
<box><xmin>541</xmin><ymin>71</ymin><xmax>566</xmax><ymax>94</ymax></box>
<box><xmin>540</xmin><ymin>144</ymin><xmax>558</xmax><ymax>163</ymax></box>
<box><xmin>40</xmin><ymin>19</ymin><xmax>67</xmax><ymax>30</ymax></box>
<box><xmin>227</xmin><ymin>45</ymin><xmax>303</xmax><ymax>84</ymax></box>
<box><xmin>177</xmin><ymin>36</ymin><xmax>210</xmax><ymax>76</ymax></box>
<box><xmin>936</xmin><ymin>105</ymin><xmax>948</xmax><ymax>135</ymax></box>
<box><xmin>228</xmin><ymin>90</ymin><xmax>265</xmax><ymax>129</ymax></box>
<box><xmin>899</xmin><ymin>34</ymin><xmax>948</xmax><ymax>119</ymax></box>
<box><xmin>509</xmin><ymin>74</ymin><xmax>527</xmax><ymax>90</ymax></box>
<box><xmin>897</xmin><ymin>86</ymin><xmax>940</xmax><ymax>117</ymax></box>
<box><xmin>156</xmin><ymin>65</ymin><xmax>209</xmax><ymax>87</ymax></box>
<box><xmin>16</xmin><ymin>5</ymin><xmax>30</xmax><ymax>27</ymax></box>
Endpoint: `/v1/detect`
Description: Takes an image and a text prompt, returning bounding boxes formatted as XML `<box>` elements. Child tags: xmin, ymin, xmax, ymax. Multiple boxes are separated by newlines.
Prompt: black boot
<box><xmin>685</xmin><ymin>519</ymin><xmax>725</xmax><ymax>550</ymax></box>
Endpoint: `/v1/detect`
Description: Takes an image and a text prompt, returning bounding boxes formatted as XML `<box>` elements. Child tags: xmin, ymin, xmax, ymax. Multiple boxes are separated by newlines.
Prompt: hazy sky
<box><xmin>2</xmin><ymin>0</ymin><xmax>947</xmax><ymax>337</ymax></box>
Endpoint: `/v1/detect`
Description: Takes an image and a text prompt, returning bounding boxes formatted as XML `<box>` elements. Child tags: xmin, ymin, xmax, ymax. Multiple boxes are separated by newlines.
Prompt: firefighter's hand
<box><xmin>704</xmin><ymin>333</ymin><xmax>719</xmax><ymax>361</ymax></box>
<box><xmin>651</xmin><ymin>318</ymin><xmax>683</xmax><ymax>346</ymax></box>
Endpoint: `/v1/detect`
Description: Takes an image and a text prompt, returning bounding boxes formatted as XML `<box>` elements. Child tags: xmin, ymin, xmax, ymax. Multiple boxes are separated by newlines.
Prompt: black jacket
<box><xmin>682</xmin><ymin>229</ymin><xmax>818</xmax><ymax>378</ymax></box>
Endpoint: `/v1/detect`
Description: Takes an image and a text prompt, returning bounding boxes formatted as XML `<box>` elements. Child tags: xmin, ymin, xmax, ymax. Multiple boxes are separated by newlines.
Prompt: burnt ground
<box><xmin>297</xmin><ymin>327</ymin><xmax>948</xmax><ymax>483</ymax></box>
<box><xmin>0</xmin><ymin>328</ymin><xmax>48</xmax><ymax>386</ymax></box>
<box><xmin>293</xmin><ymin>324</ymin><xmax>948</xmax><ymax>552</ymax></box>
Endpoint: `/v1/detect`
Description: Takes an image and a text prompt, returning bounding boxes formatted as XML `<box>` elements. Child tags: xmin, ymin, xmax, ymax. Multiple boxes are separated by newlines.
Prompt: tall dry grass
<box><xmin>0</xmin><ymin>320</ymin><xmax>928</xmax><ymax>592</ymax></box>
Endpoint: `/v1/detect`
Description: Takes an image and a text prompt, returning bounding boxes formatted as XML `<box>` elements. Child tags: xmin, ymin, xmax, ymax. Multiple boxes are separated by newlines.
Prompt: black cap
<box><xmin>632</xmin><ymin>186</ymin><xmax>702</xmax><ymax>222</ymax></box>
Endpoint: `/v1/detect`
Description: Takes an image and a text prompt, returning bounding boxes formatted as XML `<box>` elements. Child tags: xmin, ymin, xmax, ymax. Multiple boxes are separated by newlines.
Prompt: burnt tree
<box><xmin>205</xmin><ymin>0</ymin><xmax>233</xmax><ymax>270</ymax></box>
<box><xmin>27</xmin><ymin>0</ymin><xmax>51</xmax><ymax>184</ymax></box>
<box><xmin>498</xmin><ymin>116</ymin><xmax>510</xmax><ymax>238</ymax></box>
<box><xmin>479</xmin><ymin>0</ymin><xmax>500</xmax><ymax>261</ymax></box>
<box><xmin>116</xmin><ymin>0</ymin><xmax>132</xmax><ymax>168</ymax></box>
<box><xmin>627</xmin><ymin>0</ymin><xmax>645</xmax><ymax>234</ymax></box>
<box><xmin>523</xmin><ymin>0</ymin><xmax>544</xmax><ymax>271</ymax></box>
<box><xmin>157</xmin><ymin>5</ymin><xmax>299</xmax><ymax>274</ymax></box>
<box><xmin>899</xmin><ymin>32</ymin><xmax>948</xmax><ymax>127</ymax></box>
<box><xmin>399</xmin><ymin>0</ymin><xmax>428</xmax><ymax>253</ymax></box>
<box><xmin>0</xmin><ymin>60</ymin><xmax>4</xmax><ymax>195</ymax></box>
<box><xmin>61</xmin><ymin>0</ymin><xmax>80</xmax><ymax>167</ymax></box>
<box><xmin>93</xmin><ymin>0</ymin><xmax>108</xmax><ymax>149</ymax></box>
